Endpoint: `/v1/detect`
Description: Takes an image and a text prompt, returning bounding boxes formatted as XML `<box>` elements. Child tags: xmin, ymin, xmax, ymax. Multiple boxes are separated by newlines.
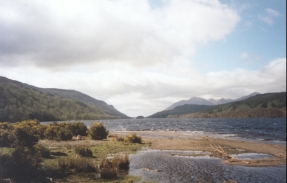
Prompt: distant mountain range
<box><xmin>0</xmin><ymin>76</ymin><xmax>129</xmax><ymax>122</ymax></box>
<box><xmin>165</xmin><ymin>92</ymin><xmax>260</xmax><ymax>110</ymax></box>
<box><xmin>148</xmin><ymin>92</ymin><xmax>286</xmax><ymax>118</ymax></box>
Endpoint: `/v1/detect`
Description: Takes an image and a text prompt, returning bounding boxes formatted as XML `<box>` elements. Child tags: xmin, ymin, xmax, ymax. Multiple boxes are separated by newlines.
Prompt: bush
<box><xmin>124</xmin><ymin>133</ymin><xmax>142</xmax><ymax>143</ymax></box>
<box><xmin>0</xmin><ymin>129</ymin><xmax>12</xmax><ymax>147</ymax></box>
<box><xmin>56</xmin><ymin>127</ymin><xmax>73</xmax><ymax>141</ymax></box>
<box><xmin>0</xmin><ymin>147</ymin><xmax>43</xmax><ymax>181</ymax></box>
<box><xmin>74</xmin><ymin>146</ymin><xmax>93</xmax><ymax>157</ymax></box>
<box><xmin>68</xmin><ymin>122</ymin><xmax>88</xmax><ymax>136</ymax></box>
<box><xmin>88</xmin><ymin>122</ymin><xmax>109</xmax><ymax>140</ymax></box>
<box><xmin>43</xmin><ymin>123</ymin><xmax>73</xmax><ymax>141</ymax></box>
<box><xmin>44</xmin><ymin>125</ymin><xmax>58</xmax><ymax>140</ymax></box>
<box><xmin>12</xmin><ymin>128</ymin><xmax>39</xmax><ymax>149</ymax></box>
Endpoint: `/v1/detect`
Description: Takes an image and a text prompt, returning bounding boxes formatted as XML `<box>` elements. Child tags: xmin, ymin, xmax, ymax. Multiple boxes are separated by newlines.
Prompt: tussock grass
<box><xmin>74</xmin><ymin>146</ymin><xmax>93</xmax><ymax>157</ymax></box>
<box><xmin>58</xmin><ymin>156</ymin><xmax>97</xmax><ymax>173</ymax></box>
<box><xmin>99</xmin><ymin>153</ymin><xmax>130</xmax><ymax>179</ymax></box>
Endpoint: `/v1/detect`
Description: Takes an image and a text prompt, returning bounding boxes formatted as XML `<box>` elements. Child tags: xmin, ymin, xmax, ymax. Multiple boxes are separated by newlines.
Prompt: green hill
<box><xmin>173</xmin><ymin>92</ymin><xmax>286</xmax><ymax>118</ymax></box>
<box><xmin>148</xmin><ymin>104</ymin><xmax>210</xmax><ymax>118</ymax></box>
<box><xmin>0</xmin><ymin>76</ymin><xmax>129</xmax><ymax>122</ymax></box>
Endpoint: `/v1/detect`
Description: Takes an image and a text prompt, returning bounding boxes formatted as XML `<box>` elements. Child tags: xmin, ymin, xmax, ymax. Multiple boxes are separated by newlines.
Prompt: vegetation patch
<box><xmin>124</xmin><ymin>133</ymin><xmax>142</xmax><ymax>144</ymax></box>
<box><xmin>0</xmin><ymin>120</ymin><xmax>148</xmax><ymax>182</ymax></box>
<box><xmin>75</xmin><ymin>146</ymin><xmax>93</xmax><ymax>157</ymax></box>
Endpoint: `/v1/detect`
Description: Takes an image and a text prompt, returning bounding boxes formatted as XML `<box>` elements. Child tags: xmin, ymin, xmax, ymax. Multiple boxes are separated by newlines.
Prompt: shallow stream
<box><xmin>129</xmin><ymin>150</ymin><xmax>286</xmax><ymax>183</ymax></box>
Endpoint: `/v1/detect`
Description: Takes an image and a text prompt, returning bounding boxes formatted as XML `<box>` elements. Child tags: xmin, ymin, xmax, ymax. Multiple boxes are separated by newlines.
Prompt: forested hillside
<box><xmin>0</xmin><ymin>76</ymin><xmax>127</xmax><ymax>122</ymax></box>
<box><xmin>40</xmin><ymin>88</ymin><xmax>129</xmax><ymax>118</ymax></box>
<box><xmin>171</xmin><ymin>92</ymin><xmax>286</xmax><ymax>118</ymax></box>
<box><xmin>148</xmin><ymin>104</ymin><xmax>210</xmax><ymax>118</ymax></box>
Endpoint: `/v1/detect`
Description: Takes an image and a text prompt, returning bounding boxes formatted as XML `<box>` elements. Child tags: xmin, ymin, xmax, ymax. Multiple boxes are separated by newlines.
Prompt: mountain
<box><xmin>165</xmin><ymin>97</ymin><xmax>233</xmax><ymax>110</ymax></box>
<box><xmin>149</xmin><ymin>92</ymin><xmax>285</xmax><ymax>118</ymax></box>
<box><xmin>148</xmin><ymin>104</ymin><xmax>210</xmax><ymax>118</ymax></box>
<box><xmin>39</xmin><ymin>88</ymin><xmax>128</xmax><ymax>118</ymax></box>
<box><xmin>173</xmin><ymin>92</ymin><xmax>286</xmax><ymax>118</ymax></box>
<box><xmin>165</xmin><ymin>92</ymin><xmax>261</xmax><ymax>111</ymax></box>
<box><xmin>234</xmin><ymin>92</ymin><xmax>261</xmax><ymax>101</ymax></box>
<box><xmin>0</xmin><ymin>76</ymin><xmax>129</xmax><ymax>122</ymax></box>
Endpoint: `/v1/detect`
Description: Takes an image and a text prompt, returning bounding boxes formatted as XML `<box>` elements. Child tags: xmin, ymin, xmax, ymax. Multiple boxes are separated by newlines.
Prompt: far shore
<box><xmin>111</xmin><ymin>130</ymin><xmax>286</xmax><ymax>167</ymax></box>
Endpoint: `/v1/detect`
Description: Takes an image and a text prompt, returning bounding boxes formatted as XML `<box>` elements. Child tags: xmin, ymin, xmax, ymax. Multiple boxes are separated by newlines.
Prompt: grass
<box><xmin>36</xmin><ymin>137</ymin><xmax>148</xmax><ymax>182</ymax></box>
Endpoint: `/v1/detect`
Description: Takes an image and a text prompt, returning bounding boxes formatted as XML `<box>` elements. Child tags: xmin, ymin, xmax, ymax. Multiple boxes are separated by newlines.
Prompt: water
<box><xmin>129</xmin><ymin>150</ymin><xmax>286</xmax><ymax>183</ymax></box>
<box><xmin>41</xmin><ymin>118</ymin><xmax>286</xmax><ymax>182</ymax></box>
<box><xmin>42</xmin><ymin>118</ymin><xmax>286</xmax><ymax>145</ymax></box>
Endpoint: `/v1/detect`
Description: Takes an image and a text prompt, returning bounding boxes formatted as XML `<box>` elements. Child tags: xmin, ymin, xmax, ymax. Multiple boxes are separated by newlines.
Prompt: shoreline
<box><xmin>111</xmin><ymin>130</ymin><xmax>286</xmax><ymax>167</ymax></box>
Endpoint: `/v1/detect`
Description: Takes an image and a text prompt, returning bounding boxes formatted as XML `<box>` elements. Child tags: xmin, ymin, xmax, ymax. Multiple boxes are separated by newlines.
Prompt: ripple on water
<box><xmin>129</xmin><ymin>150</ymin><xmax>286</xmax><ymax>183</ymax></box>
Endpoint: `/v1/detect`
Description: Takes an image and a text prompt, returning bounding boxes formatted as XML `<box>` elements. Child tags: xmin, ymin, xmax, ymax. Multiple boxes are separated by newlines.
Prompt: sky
<box><xmin>0</xmin><ymin>0</ymin><xmax>286</xmax><ymax>117</ymax></box>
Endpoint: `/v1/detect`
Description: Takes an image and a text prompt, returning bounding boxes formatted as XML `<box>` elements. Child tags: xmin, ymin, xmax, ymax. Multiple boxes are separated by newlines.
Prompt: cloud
<box><xmin>266</xmin><ymin>8</ymin><xmax>280</xmax><ymax>17</ymax></box>
<box><xmin>0</xmin><ymin>0</ymin><xmax>240</xmax><ymax>69</ymax></box>
<box><xmin>0</xmin><ymin>58</ymin><xmax>285</xmax><ymax>117</ymax></box>
<box><xmin>259</xmin><ymin>8</ymin><xmax>280</xmax><ymax>25</ymax></box>
<box><xmin>240</xmin><ymin>52</ymin><xmax>249</xmax><ymax>59</ymax></box>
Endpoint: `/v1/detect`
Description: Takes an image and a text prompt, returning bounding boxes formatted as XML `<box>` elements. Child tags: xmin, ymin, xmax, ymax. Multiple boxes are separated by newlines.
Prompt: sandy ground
<box><xmin>111</xmin><ymin>131</ymin><xmax>286</xmax><ymax>167</ymax></box>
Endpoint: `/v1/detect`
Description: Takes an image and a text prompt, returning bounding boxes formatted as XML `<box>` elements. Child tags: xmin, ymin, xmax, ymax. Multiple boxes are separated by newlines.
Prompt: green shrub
<box><xmin>0</xmin><ymin>129</ymin><xmax>12</xmax><ymax>147</ymax></box>
<box><xmin>44</xmin><ymin>125</ymin><xmax>58</xmax><ymax>140</ymax></box>
<box><xmin>74</xmin><ymin>146</ymin><xmax>93</xmax><ymax>157</ymax></box>
<box><xmin>0</xmin><ymin>147</ymin><xmax>43</xmax><ymax>181</ymax></box>
<box><xmin>0</xmin><ymin>153</ymin><xmax>13</xmax><ymax>179</ymax></box>
<box><xmin>44</xmin><ymin>123</ymin><xmax>73</xmax><ymax>141</ymax></box>
<box><xmin>124</xmin><ymin>133</ymin><xmax>142</xmax><ymax>143</ymax></box>
<box><xmin>56</xmin><ymin>127</ymin><xmax>73</xmax><ymax>141</ymax></box>
<box><xmin>0</xmin><ymin>122</ymin><xmax>13</xmax><ymax>130</ymax></box>
<box><xmin>12</xmin><ymin>128</ymin><xmax>39</xmax><ymax>149</ymax></box>
<box><xmin>68</xmin><ymin>122</ymin><xmax>88</xmax><ymax>136</ymax></box>
<box><xmin>88</xmin><ymin>122</ymin><xmax>109</xmax><ymax>140</ymax></box>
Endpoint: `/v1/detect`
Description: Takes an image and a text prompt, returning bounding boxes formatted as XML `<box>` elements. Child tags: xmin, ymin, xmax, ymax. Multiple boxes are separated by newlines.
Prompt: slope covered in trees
<box><xmin>170</xmin><ymin>92</ymin><xmax>286</xmax><ymax>118</ymax></box>
<box><xmin>0</xmin><ymin>76</ymin><xmax>128</xmax><ymax>122</ymax></box>
<box><xmin>148</xmin><ymin>104</ymin><xmax>210</xmax><ymax>118</ymax></box>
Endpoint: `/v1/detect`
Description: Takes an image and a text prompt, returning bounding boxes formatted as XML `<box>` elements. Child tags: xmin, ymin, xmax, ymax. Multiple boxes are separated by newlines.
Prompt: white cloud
<box><xmin>266</xmin><ymin>8</ymin><xmax>280</xmax><ymax>17</ymax></box>
<box><xmin>259</xmin><ymin>8</ymin><xmax>280</xmax><ymax>25</ymax></box>
<box><xmin>0</xmin><ymin>0</ymin><xmax>240</xmax><ymax>69</ymax></box>
<box><xmin>240</xmin><ymin>52</ymin><xmax>249</xmax><ymax>59</ymax></box>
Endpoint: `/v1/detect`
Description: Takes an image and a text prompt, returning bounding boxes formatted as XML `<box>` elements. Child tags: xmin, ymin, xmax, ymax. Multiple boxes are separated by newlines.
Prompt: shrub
<box><xmin>88</xmin><ymin>122</ymin><xmax>109</xmax><ymax>140</ymax></box>
<box><xmin>35</xmin><ymin>145</ymin><xmax>51</xmax><ymax>158</ymax></box>
<box><xmin>0</xmin><ymin>147</ymin><xmax>43</xmax><ymax>181</ymax></box>
<box><xmin>0</xmin><ymin>129</ymin><xmax>12</xmax><ymax>147</ymax></box>
<box><xmin>74</xmin><ymin>146</ymin><xmax>93</xmax><ymax>157</ymax></box>
<box><xmin>44</xmin><ymin>123</ymin><xmax>73</xmax><ymax>141</ymax></box>
<box><xmin>44</xmin><ymin>125</ymin><xmax>58</xmax><ymax>140</ymax></box>
<box><xmin>0</xmin><ymin>122</ymin><xmax>13</xmax><ymax>130</ymax></box>
<box><xmin>58</xmin><ymin>157</ymin><xmax>97</xmax><ymax>173</ymax></box>
<box><xmin>124</xmin><ymin>133</ymin><xmax>142</xmax><ymax>143</ymax></box>
<box><xmin>0</xmin><ymin>153</ymin><xmax>13</xmax><ymax>179</ymax></box>
<box><xmin>68</xmin><ymin>122</ymin><xmax>88</xmax><ymax>136</ymax></box>
<box><xmin>12</xmin><ymin>128</ymin><xmax>39</xmax><ymax>149</ymax></box>
<box><xmin>56</xmin><ymin>127</ymin><xmax>73</xmax><ymax>141</ymax></box>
